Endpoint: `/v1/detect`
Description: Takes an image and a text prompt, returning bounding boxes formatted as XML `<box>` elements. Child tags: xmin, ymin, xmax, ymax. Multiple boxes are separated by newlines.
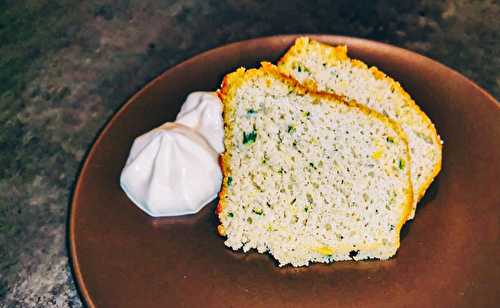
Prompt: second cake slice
<box><xmin>278</xmin><ymin>37</ymin><xmax>442</xmax><ymax>219</ymax></box>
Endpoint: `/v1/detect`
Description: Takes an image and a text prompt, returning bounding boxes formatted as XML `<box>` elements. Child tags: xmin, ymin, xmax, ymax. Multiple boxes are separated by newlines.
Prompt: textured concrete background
<box><xmin>0</xmin><ymin>0</ymin><xmax>498</xmax><ymax>306</ymax></box>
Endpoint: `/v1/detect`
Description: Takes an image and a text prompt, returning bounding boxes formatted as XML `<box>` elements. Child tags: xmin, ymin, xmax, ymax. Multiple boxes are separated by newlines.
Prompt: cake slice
<box><xmin>216</xmin><ymin>63</ymin><xmax>413</xmax><ymax>267</ymax></box>
<box><xmin>278</xmin><ymin>37</ymin><xmax>442</xmax><ymax>219</ymax></box>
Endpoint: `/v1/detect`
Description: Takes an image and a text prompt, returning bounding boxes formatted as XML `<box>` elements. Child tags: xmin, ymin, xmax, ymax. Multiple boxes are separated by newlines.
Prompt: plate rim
<box><xmin>68</xmin><ymin>34</ymin><xmax>499</xmax><ymax>308</ymax></box>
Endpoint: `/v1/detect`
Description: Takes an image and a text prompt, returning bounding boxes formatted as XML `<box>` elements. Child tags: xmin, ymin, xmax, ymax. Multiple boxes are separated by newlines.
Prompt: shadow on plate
<box><xmin>400</xmin><ymin>175</ymin><xmax>440</xmax><ymax>240</ymax></box>
<box><xmin>147</xmin><ymin>199</ymin><xmax>218</xmax><ymax>227</ymax></box>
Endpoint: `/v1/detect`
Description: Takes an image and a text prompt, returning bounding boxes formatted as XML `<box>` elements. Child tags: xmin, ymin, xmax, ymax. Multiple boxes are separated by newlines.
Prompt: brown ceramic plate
<box><xmin>70</xmin><ymin>35</ymin><xmax>500</xmax><ymax>307</ymax></box>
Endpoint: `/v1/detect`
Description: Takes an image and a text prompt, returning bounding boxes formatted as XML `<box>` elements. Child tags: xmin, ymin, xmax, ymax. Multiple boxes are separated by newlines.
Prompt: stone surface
<box><xmin>0</xmin><ymin>0</ymin><xmax>498</xmax><ymax>306</ymax></box>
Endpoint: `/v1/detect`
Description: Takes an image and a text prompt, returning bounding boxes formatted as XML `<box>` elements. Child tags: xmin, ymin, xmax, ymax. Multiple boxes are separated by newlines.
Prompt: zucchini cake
<box><xmin>278</xmin><ymin>37</ymin><xmax>442</xmax><ymax>219</ymax></box>
<box><xmin>216</xmin><ymin>63</ymin><xmax>413</xmax><ymax>267</ymax></box>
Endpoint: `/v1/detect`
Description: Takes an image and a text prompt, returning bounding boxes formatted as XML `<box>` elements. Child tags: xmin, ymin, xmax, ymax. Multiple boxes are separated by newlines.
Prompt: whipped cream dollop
<box><xmin>120</xmin><ymin>92</ymin><xmax>224</xmax><ymax>217</ymax></box>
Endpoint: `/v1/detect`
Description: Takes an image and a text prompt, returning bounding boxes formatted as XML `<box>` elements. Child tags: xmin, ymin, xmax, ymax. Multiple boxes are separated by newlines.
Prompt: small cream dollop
<box><xmin>120</xmin><ymin>92</ymin><xmax>224</xmax><ymax>217</ymax></box>
<box><xmin>176</xmin><ymin>92</ymin><xmax>224</xmax><ymax>153</ymax></box>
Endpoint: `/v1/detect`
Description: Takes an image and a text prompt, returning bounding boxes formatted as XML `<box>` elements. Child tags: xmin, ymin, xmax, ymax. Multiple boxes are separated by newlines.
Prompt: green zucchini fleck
<box><xmin>252</xmin><ymin>208</ymin><xmax>263</xmax><ymax>215</ymax></box>
<box><xmin>228</xmin><ymin>212</ymin><xmax>234</xmax><ymax>218</ymax></box>
<box><xmin>287</xmin><ymin>125</ymin><xmax>296</xmax><ymax>133</ymax></box>
<box><xmin>227</xmin><ymin>176</ymin><xmax>233</xmax><ymax>186</ymax></box>
<box><xmin>243</xmin><ymin>130</ymin><xmax>257</xmax><ymax>144</ymax></box>
<box><xmin>399</xmin><ymin>159</ymin><xmax>405</xmax><ymax>170</ymax></box>
<box><xmin>297</xmin><ymin>65</ymin><xmax>311</xmax><ymax>73</ymax></box>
